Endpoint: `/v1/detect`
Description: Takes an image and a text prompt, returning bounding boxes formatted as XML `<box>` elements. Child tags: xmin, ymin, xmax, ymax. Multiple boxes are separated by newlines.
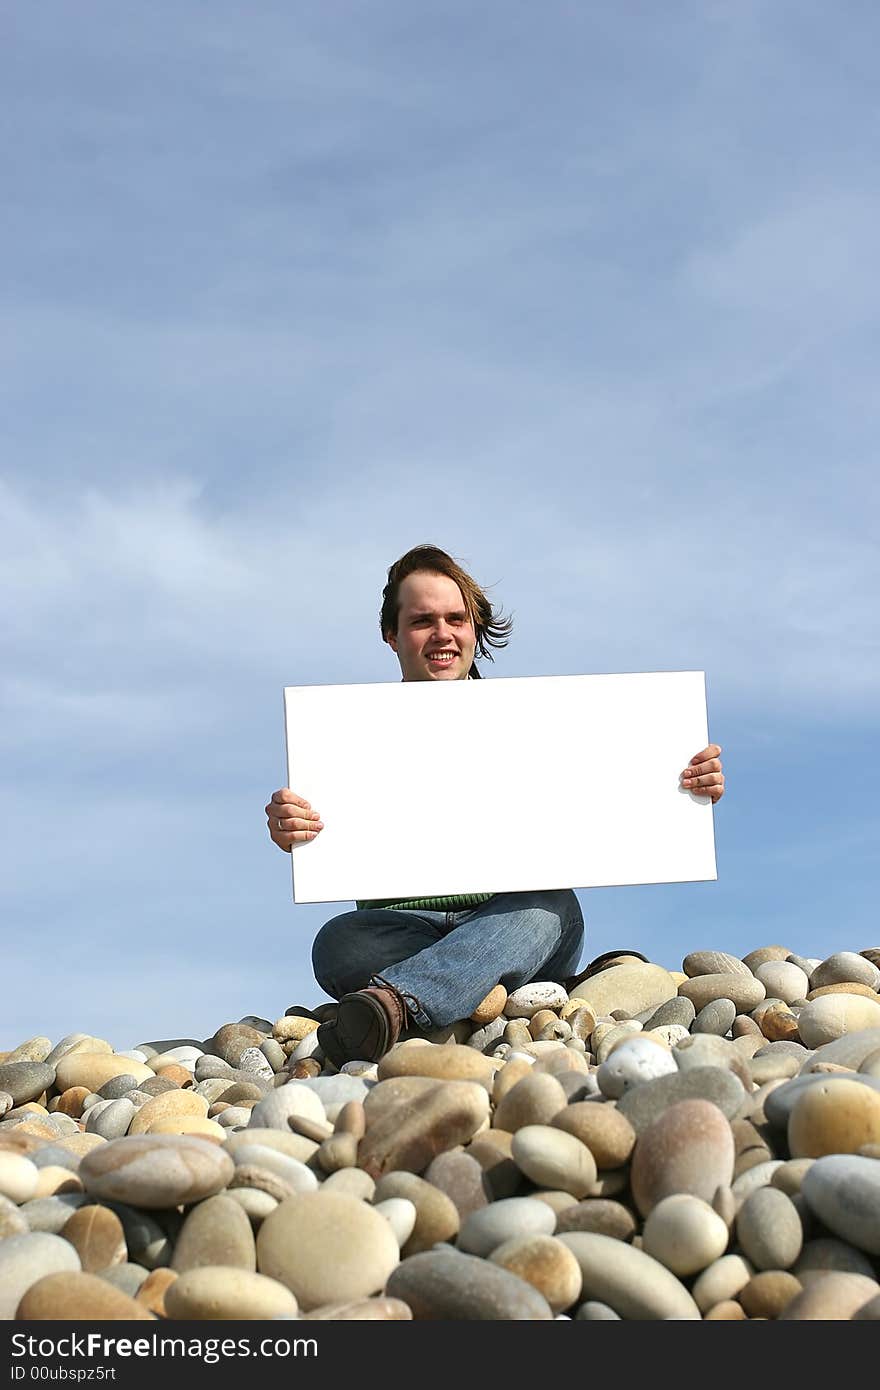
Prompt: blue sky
<box><xmin>2</xmin><ymin>1</ymin><xmax>878</xmax><ymax>1050</ymax></box>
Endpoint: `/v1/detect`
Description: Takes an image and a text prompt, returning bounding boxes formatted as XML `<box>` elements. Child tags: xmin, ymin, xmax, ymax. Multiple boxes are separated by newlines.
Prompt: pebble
<box><xmin>79</xmin><ymin>1135</ymin><xmax>234</xmax><ymax>1208</ymax></box>
<box><xmin>596</xmin><ymin>1035</ymin><xmax>677</xmax><ymax>1097</ymax></box>
<box><xmin>510</xmin><ymin>1125</ymin><xmax>597</xmax><ymax>1197</ymax></box>
<box><xmin>386</xmin><ymin>1247</ymin><xmax>553</xmax><ymax>1319</ymax></box>
<box><xmin>788</xmin><ymin>1077</ymin><xmax>880</xmax><ymax>1157</ymax></box>
<box><xmin>641</xmin><ymin>1194</ymin><xmax>730</xmax><ymax>1275</ymax></box>
<box><xmin>171</xmin><ymin>1193</ymin><xmax>256</xmax><ymax>1271</ymax></box>
<box><xmin>692</xmin><ymin>999</ymin><xmax>737</xmax><ymax>1036</ymax></box>
<box><xmin>165</xmin><ymin>1266</ymin><xmax>299</xmax><ymax>1319</ymax></box>
<box><xmin>504</xmin><ymin>983</ymin><xmax>569</xmax><ymax>1018</ymax></box>
<box><xmin>798</xmin><ymin>995</ymin><xmax>880</xmax><ymax>1047</ymax></box>
<box><xmin>60</xmin><ymin>1204</ymin><xmax>127</xmax><ymax>1271</ymax></box>
<box><xmin>781</xmin><ymin>1271</ymin><xmax>880</xmax><ymax>1320</ymax></box>
<box><xmin>489</xmin><ymin>1234</ymin><xmax>582</xmax><ymax>1314</ymax></box>
<box><xmin>3</xmin><ymin>938</ymin><xmax>879</xmax><ymax>1322</ymax></box>
<box><xmin>458</xmin><ymin>1196</ymin><xmax>556</xmax><ymax>1256</ymax></box>
<box><xmin>630</xmin><ymin>1099</ymin><xmax>735</xmax><ymax>1215</ymax></box>
<box><xmin>800</xmin><ymin>1154</ymin><xmax>880</xmax><ymax>1254</ymax></box>
<box><xmin>17</xmin><ymin>1269</ymin><xmax>154</xmax><ymax>1320</ymax></box>
<box><xmin>735</xmin><ymin>1187</ymin><xmax>803</xmax><ymax>1269</ymax></box>
<box><xmin>559</xmin><ymin>1231</ymin><xmax>701</xmax><ymax>1318</ymax></box>
<box><xmin>678</xmin><ymin>973</ymin><xmax>766</xmax><ymax>1013</ymax></box>
<box><xmin>0</xmin><ymin>1231</ymin><xmax>81</xmax><ymax>1318</ymax></box>
<box><xmin>256</xmin><ymin>1191</ymin><xmax>400</xmax><ymax>1311</ymax></box>
<box><xmin>617</xmin><ymin>1066</ymin><xmax>746</xmax><ymax>1134</ymax></box>
<box><xmin>372</xmin><ymin>1172</ymin><xmax>460</xmax><ymax>1254</ymax></box>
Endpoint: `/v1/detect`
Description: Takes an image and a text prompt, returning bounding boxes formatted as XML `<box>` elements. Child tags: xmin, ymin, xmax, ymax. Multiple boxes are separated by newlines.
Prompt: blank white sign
<box><xmin>284</xmin><ymin>671</ymin><xmax>717</xmax><ymax>904</ymax></box>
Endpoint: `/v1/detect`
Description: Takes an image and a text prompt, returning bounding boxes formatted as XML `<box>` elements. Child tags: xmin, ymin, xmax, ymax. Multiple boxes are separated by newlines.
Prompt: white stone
<box><xmin>504</xmin><ymin>983</ymin><xmax>570</xmax><ymax>1019</ymax></box>
<box><xmin>597</xmin><ymin>1035</ymin><xmax>677</xmax><ymax>1098</ymax></box>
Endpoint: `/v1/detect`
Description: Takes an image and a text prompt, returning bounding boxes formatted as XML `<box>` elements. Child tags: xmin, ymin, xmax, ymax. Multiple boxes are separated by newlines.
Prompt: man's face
<box><xmin>385</xmin><ymin>571</ymin><xmax>476</xmax><ymax>681</ymax></box>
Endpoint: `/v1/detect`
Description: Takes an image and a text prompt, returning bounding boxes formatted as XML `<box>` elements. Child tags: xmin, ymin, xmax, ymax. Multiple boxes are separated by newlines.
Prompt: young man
<box><xmin>266</xmin><ymin>544</ymin><xmax>725</xmax><ymax>1067</ymax></box>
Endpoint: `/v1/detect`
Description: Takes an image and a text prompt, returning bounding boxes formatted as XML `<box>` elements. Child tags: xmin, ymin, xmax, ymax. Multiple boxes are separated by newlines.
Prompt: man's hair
<box><xmin>380</xmin><ymin>544</ymin><xmax>513</xmax><ymax>678</ymax></box>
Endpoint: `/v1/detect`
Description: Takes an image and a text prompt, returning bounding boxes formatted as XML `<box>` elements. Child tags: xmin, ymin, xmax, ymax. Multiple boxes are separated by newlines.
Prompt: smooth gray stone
<box><xmin>556</xmin><ymin>1071</ymin><xmax>600</xmax><ymax>1102</ymax></box>
<box><xmin>43</xmin><ymin>1035</ymin><xmax>93</xmax><ymax>1068</ymax></box>
<box><xmin>21</xmin><ymin>1194</ymin><xmax>95</xmax><ymax>1233</ymax></box>
<box><xmin>238</xmin><ymin>1017</ymin><xmax>274</xmax><ymax>1033</ymax></box>
<box><xmin>138</xmin><ymin>1076</ymin><xmax>180</xmax><ymax>1096</ymax></box>
<box><xmin>386</xmin><ymin>1248</ymin><xmax>553</xmax><ymax>1319</ymax></box>
<box><xmin>136</xmin><ymin>1038</ymin><xmax>204</xmax><ymax>1054</ymax></box>
<box><xmin>458</xmin><ymin>1197</ymin><xmax>555</xmax><ymax>1257</ymax></box>
<box><xmin>29</xmin><ymin>1145</ymin><xmax>82</xmax><ymax>1173</ymax></box>
<box><xmin>682</xmin><ymin>951</ymin><xmax>754</xmax><ymax>979</ymax></box>
<box><xmin>800</xmin><ymin>1156</ymin><xmax>880</xmax><ymax>1255</ymax></box>
<box><xmin>736</xmin><ymin>1187</ymin><xmax>803</xmax><ymax>1269</ymax></box>
<box><xmin>753</xmin><ymin>1040</ymin><xmax>810</xmax><ymax>1060</ymax></box>
<box><xmin>575</xmin><ymin>1300</ymin><xmax>621</xmax><ymax>1320</ymax></box>
<box><xmin>0</xmin><ymin>1062</ymin><xmax>56</xmax><ymax>1106</ymax></box>
<box><xmin>799</xmin><ymin>1029</ymin><xmax>880</xmax><ymax>1073</ymax></box>
<box><xmin>97</xmin><ymin>1262</ymin><xmax>150</xmax><ymax>1295</ymax></box>
<box><xmin>101</xmin><ymin>1201</ymin><xmax>176</xmax><ymax>1269</ymax></box>
<box><xmin>763</xmin><ymin>1072</ymin><xmax>880</xmax><ymax>1131</ymax></box>
<box><xmin>194</xmin><ymin>1056</ymin><xmax>271</xmax><ymax>1090</ymax></box>
<box><xmin>786</xmin><ymin>954</ymin><xmax>816</xmax><ymax>976</ymax></box>
<box><xmin>641</xmin><ymin>998</ymin><xmax>696</xmax><ymax>1032</ymax></box>
<box><xmin>467</xmin><ymin>1017</ymin><xmax>508</xmax><ymax>1052</ymax></box>
<box><xmin>617</xmin><ymin>1066</ymin><xmax>746</xmax><ymax>1134</ymax></box>
<box><xmin>88</xmin><ymin>1098</ymin><xmax>136</xmax><ymax>1140</ymax></box>
<box><xmin>692</xmin><ymin>999</ymin><xmax>737</xmax><ymax>1036</ymax></box>
<box><xmin>194</xmin><ymin>1055</ymin><xmax>235</xmax><ymax>1081</ymax></box>
<box><xmin>260</xmin><ymin>1039</ymin><xmax>287</xmax><ymax>1072</ymax></box>
<box><xmin>96</xmin><ymin>1075</ymin><xmax>142</xmax><ymax>1100</ymax></box>
<box><xmin>794</xmin><ymin>1237</ymin><xmax>877</xmax><ymax>1281</ymax></box>
<box><xmin>293</xmin><ymin>1076</ymin><xmax>370</xmax><ymax>1111</ymax></box>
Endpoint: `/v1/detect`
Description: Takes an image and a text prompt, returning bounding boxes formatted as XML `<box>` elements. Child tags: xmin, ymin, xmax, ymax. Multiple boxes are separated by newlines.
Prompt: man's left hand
<box><xmin>680</xmin><ymin>744</ymin><xmax>725</xmax><ymax>803</ymax></box>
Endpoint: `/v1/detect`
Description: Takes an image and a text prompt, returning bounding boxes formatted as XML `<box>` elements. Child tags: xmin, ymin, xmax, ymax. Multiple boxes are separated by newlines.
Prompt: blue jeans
<box><xmin>311</xmin><ymin>889</ymin><xmax>585</xmax><ymax>1029</ymax></box>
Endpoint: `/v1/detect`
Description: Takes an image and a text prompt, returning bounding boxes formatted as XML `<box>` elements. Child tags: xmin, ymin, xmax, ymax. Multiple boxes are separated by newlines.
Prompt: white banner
<box><xmin>284</xmin><ymin>671</ymin><xmax>717</xmax><ymax>904</ymax></box>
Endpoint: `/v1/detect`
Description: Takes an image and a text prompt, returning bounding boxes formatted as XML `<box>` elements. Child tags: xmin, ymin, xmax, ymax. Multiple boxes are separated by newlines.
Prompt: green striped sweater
<box><xmin>355</xmin><ymin>893</ymin><xmax>494</xmax><ymax>912</ymax></box>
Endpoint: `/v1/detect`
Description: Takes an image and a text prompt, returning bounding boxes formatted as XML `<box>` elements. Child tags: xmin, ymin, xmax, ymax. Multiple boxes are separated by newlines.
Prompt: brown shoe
<box><xmin>563</xmin><ymin>949</ymin><xmax>649</xmax><ymax>993</ymax></box>
<box><xmin>317</xmin><ymin>985</ymin><xmax>408</xmax><ymax>1068</ymax></box>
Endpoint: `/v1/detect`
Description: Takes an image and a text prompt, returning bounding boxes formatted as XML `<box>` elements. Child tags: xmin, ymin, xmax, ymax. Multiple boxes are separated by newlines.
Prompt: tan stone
<box><xmin>16</xmin><ymin>1271</ymin><xmax>154</xmax><ymax>1320</ymax></box>
<box><xmin>151</xmin><ymin>1064</ymin><xmax>194</xmax><ymax>1089</ymax></box>
<box><xmin>569</xmin><ymin>963</ymin><xmax>679</xmax><ymax>1017</ymax></box>
<box><xmin>704</xmin><ymin>1299</ymin><xmax>748</xmax><ymax>1319</ymax></box>
<box><xmin>740</xmin><ymin>1270</ymin><xmax>802</xmax><ymax>1318</ymax></box>
<box><xmin>377</xmin><ymin>1044</ymin><xmax>498</xmax><ymax>1089</ymax></box>
<box><xmin>788</xmin><ymin>1078</ymin><xmax>880</xmax><ymax>1158</ymax></box>
<box><xmin>798</xmin><ymin>996</ymin><xmax>880</xmax><ymax>1048</ymax></box>
<box><xmin>148</xmin><ymin>1116</ymin><xmax>227</xmax><ymax>1142</ymax></box>
<box><xmin>61</xmin><ymin>1205</ymin><xmax>127</xmax><ymax>1271</ymax></box>
<box><xmin>470</xmin><ymin>985</ymin><xmax>508</xmax><ymax>1025</ymax></box>
<box><xmin>807</xmin><ymin>983</ymin><xmax>880</xmax><ymax>1002</ymax></box>
<box><xmin>128</xmin><ymin>1090</ymin><xmax>209</xmax><ymax>1136</ymax></box>
<box><xmin>781</xmin><ymin>1272</ymin><xmax>880</xmax><ymax>1319</ymax></box>
<box><xmin>272</xmin><ymin>1017</ymin><xmax>320</xmax><ymax>1043</ymax></box>
<box><xmin>53</xmin><ymin>1088</ymin><xmax>91</xmax><ymax>1119</ymax></box>
<box><xmin>490</xmin><ymin>1234</ymin><xmax>582</xmax><ymax>1315</ymax></box>
<box><xmin>33</xmin><ymin>1167</ymin><xmax>84</xmax><ymax>1198</ymax></box>
<box><xmin>135</xmin><ymin>1267</ymin><xmax>177</xmax><ymax>1316</ymax></box>
<box><xmin>54</xmin><ymin>1055</ymin><xmax>154</xmax><ymax>1092</ymax></box>
<box><xmin>551</xmin><ymin>1102</ymin><xmax>636</xmax><ymax>1169</ymax></box>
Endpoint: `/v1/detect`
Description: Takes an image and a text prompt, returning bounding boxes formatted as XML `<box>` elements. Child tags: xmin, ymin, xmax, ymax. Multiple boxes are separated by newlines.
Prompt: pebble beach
<box><xmin>2</xmin><ymin>945</ymin><xmax>880</xmax><ymax>1322</ymax></box>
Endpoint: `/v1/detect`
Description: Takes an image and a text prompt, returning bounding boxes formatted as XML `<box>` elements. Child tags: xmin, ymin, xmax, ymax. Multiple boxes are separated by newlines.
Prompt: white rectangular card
<box><xmin>284</xmin><ymin>671</ymin><xmax>716</xmax><ymax>904</ymax></box>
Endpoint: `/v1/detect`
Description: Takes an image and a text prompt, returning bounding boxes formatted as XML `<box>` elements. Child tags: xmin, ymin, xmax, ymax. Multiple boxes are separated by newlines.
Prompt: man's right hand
<box><xmin>265</xmin><ymin>789</ymin><xmax>324</xmax><ymax>852</ymax></box>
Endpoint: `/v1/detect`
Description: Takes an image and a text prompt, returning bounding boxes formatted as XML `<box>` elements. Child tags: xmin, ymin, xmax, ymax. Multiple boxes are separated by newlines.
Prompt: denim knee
<box><xmin>311</xmin><ymin>911</ymin><xmax>365</xmax><ymax>999</ymax></box>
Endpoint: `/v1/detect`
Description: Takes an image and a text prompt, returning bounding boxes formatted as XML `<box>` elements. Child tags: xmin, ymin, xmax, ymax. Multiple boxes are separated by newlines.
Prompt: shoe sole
<box><xmin>317</xmin><ymin>991</ymin><xmax>393</xmax><ymax>1067</ymax></box>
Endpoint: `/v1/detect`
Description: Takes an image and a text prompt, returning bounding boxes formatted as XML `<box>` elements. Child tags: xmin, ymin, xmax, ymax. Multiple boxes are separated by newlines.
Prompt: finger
<box><xmin>269</xmin><ymin>789</ymin><xmax>314</xmax><ymax>809</ymax></box>
<box><xmin>687</xmin><ymin>745</ymin><xmax>721</xmax><ymax>767</ymax></box>
<box><xmin>682</xmin><ymin>772</ymin><xmax>724</xmax><ymax>789</ymax></box>
<box><xmin>277</xmin><ymin>815</ymin><xmax>324</xmax><ymax>833</ymax></box>
<box><xmin>265</xmin><ymin>795</ymin><xmax>318</xmax><ymax>819</ymax></box>
<box><xmin>680</xmin><ymin>757</ymin><xmax>722</xmax><ymax>780</ymax></box>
